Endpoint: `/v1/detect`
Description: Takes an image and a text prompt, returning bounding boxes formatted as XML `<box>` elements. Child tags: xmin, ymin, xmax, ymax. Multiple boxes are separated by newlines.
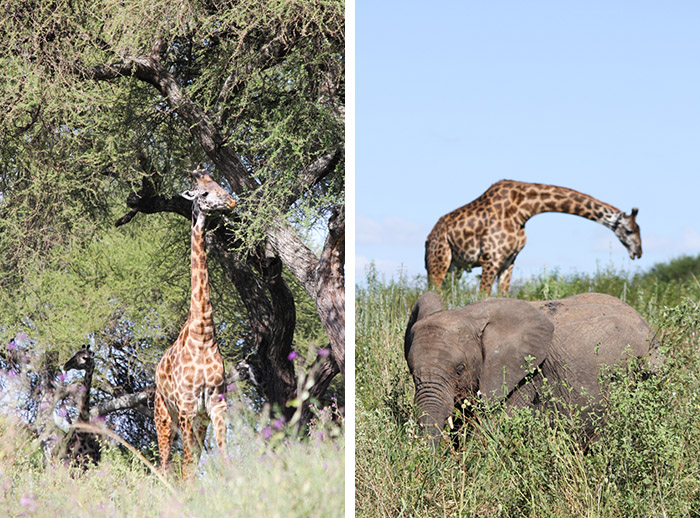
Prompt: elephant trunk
<box><xmin>413</xmin><ymin>373</ymin><xmax>454</xmax><ymax>450</ymax></box>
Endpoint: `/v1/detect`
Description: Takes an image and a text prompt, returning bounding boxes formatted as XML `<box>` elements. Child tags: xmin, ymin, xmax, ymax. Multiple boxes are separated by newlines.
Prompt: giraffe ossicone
<box><xmin>154</xmin><ymin>169</ymin><xmax>235</xmax><ymax>478</ymax></box>
<box><xmin>425</xmin><ymin>180</ymin><xmax>642</xmax><ymax>294</ymax></box>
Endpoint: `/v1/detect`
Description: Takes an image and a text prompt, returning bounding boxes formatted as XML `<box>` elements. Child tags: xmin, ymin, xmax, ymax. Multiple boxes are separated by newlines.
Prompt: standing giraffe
<box><xmin>62</xmin><ymin>345</ymin><xmax>101</xmax><ymax>468</ymax></box>
<box><xmin>425</xmin><ymin>180</ymin><xmax>642</xmax><ymax>294</ymax></box>
<box><xmin>154</xmin><ymin>169</ymin><xmax>235</xmax><ymax>477</ymax></box>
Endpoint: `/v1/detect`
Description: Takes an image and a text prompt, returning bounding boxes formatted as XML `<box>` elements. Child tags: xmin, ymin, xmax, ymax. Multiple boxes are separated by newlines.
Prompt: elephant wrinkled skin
<box><xmin>404</xmin><ymin>292</ymin><xmax>659</xmax><ymax>448</ymax></box>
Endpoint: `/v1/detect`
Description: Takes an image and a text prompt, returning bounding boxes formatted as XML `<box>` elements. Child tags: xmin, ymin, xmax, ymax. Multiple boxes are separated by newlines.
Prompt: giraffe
<box><xmin>62</xmin><ymin>344</ymin><xmax>101</xmax><ymax>468</ymax></box>
<box><xmin>154</xmin><ymin>169</ymin><xmax>235</xmax><ymax>477</ymax></box>
<box><xmin>425</xmin><ymin>180</ymin><xmax>642</xmax><ymax>294</ymax></box>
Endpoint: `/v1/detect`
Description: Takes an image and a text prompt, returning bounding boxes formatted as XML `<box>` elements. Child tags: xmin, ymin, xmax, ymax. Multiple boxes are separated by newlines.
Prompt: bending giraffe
<box><xmin>154</xmin><ymin>169</ymin><xmax>235</xmax><ymax>477</ymax></box>
<box><xmin>425</xmin><ymin>180</ymin><xmax>642</xmax><ymax>294</ymax></box>
<box><xmin>62</xmin><ymin>345</ymin><xmax>101</xmax><ymax>468</ymax></box>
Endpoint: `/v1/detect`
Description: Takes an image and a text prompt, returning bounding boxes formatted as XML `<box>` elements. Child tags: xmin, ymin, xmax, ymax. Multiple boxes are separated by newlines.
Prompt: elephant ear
<box><xmin>476</xmin><ymin>299</ymin><xmax>554</xmax><ymax>400</ymax></box>
<box><xmin>404</xmin><ymin>292</ymin><xmax>444</xmax><ymax>360</ymax></box>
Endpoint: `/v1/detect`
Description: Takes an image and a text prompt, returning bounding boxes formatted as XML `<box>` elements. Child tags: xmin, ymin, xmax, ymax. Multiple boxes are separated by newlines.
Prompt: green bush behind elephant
<box><xmin>404</xmin><ymin>292</ymin><xmax>660</xmax><ymax>448</ymax></box>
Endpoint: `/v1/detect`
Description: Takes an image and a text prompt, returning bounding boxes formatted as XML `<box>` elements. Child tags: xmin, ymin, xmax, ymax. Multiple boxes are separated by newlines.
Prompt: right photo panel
<box><xmin>355</xmin><ymin>2</ymin><xmax>700</xmax><ymax>516</ymax></box>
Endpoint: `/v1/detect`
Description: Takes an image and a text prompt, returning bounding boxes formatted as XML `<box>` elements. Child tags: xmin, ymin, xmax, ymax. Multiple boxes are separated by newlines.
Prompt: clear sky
<box><xmin>356</xmin><ymin>2</ymin><xmax>700</xmax><ymax>286</ymax></box>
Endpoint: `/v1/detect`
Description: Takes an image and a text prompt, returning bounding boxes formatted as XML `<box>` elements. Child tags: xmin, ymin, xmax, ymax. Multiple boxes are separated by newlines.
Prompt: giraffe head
<box><xmin>181</xmin><ymin>168</ymin><xmax>236</xmax><ymax>213</ymax></box>
<box><xmin>612</xmin><ymin>208</ymin><xmax>642</xmax><ymax>260</ymax></box>
<box><xmin>63</xmin><ymin>345</ymin><xmax>95</xmax><ymax>373</ymax></box>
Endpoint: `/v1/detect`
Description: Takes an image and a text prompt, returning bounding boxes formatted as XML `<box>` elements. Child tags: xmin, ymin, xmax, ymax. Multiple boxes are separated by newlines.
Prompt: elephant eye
<box><xmin>456</xmin><ymin>363</ymin><xmax>466</xmax><ymax>375</ymax></box>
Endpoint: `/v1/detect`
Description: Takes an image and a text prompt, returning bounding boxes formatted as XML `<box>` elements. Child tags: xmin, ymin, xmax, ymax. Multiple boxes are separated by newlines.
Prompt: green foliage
<box><xmin>513</xmin><ymin>262</ymin><xmax>700</xmax><ymax>319</ymax></box>
<box><xmin>644</xmin><ymin>253</ymin><xmax>700</xmax><ymax>283</ymax></box>
<box><xmin>0</xmin><ymin>210</ymin><xmax>190</xmax><ymax>362</ymax></box>
<box><xmin>356</xmin><ymin>261</ymin><xmax>700</xmax><ymax>517</ymax></box>
<box><xmin>0</xmin><ymin>0</ymin><xmax>344</xmax><ymax>254</ymax></box>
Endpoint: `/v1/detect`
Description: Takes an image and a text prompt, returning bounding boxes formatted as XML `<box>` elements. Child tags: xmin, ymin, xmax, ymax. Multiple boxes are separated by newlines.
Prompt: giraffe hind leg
<box><xmin>178</xmin><ymin>413</ymin><xmax>196</xmax><ymax>479</ymax></box>
<box><xmin>479</xmin><ymin>261</ymin><xmax>498</xmax><ymax>295</ymax></box>
<box><xmin>425</xmin><ymin>227</ymin><xmax>452</xmax><ymax>289</ymax></box>
<box><xmin>191</xmin><ymin>417</ymin><xmax>209</xmax><ymax>467</ymax></box>
<box><xmin>210</xmin><ymin>399</ymin><xmax>228</xmax><ymax>451</ymax></box>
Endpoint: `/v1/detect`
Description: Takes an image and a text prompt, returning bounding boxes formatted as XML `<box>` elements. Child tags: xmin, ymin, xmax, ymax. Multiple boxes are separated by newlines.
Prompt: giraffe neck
<box><xmin>516</xmin><ymin>183</ymin><xmax>622</xmax><ymax>230</ymax></box>
<box><xmin>188</xmin><ymin>202</ymin><xmax>214</xmax><ymax>343</ymax></box>
<box><xmin>78</xmin><ymin>364</ymin><xmax>93</xmax><ymax>423</ymax></box>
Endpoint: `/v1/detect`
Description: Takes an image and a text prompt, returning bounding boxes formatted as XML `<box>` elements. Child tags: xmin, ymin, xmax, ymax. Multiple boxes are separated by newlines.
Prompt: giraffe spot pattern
<box><xmin>155</xmin><ymin>173</ymin><xmax>231</xmax><ymax>478</ymax></box>
<box><xmin>425</xmin><ymin>179</ymin><xmax>639</xmax><ymax>294</ymax></box>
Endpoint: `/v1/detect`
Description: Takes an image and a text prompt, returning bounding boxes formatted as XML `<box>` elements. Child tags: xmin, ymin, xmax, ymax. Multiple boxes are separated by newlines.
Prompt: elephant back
<box><xmin>531</xmin><ymin>293</ymin><xmax>657</xmax><ymax>381</ymax></box>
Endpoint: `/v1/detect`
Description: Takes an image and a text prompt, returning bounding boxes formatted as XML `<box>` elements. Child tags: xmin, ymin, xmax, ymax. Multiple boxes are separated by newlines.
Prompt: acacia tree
<box><xmin>0</xmin><ymin>0</ymin><xmax>344</xmax><ymax>427</ymax></box>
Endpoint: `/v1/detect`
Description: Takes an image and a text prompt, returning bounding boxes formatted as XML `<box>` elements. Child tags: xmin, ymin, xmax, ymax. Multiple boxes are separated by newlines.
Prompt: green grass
<box><xmin>356</xmin><ymin>260</ymin><xmax>700</xmax><ymax>517</ymax></box>
<box><xmin>0</xmin><ymin>409</ymin><xmax>344</xmax><ymax>517</ymax></box>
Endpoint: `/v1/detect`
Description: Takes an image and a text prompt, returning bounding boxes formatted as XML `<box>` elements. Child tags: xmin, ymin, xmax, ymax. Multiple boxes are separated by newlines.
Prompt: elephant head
<box><xmin>404</xmin><ymin>293</ymin><xmax>555</xmax><ymax>448</ymax></box>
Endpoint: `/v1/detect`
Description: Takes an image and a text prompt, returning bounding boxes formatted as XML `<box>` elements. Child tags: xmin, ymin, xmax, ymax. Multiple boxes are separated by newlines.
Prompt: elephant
<box><xmin>404</xmin><ymin>292</ymin><xmax>659</xmax><ymax>448</ymax></box>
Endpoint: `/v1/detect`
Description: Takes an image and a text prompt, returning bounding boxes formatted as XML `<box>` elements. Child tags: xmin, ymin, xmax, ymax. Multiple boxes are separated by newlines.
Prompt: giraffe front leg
<box><xmin>210</xmin><ymin>398</ymin><xmax>228</xmax><ymax>452</ymax></box>
<box><xmin>497</xmin><ymin>263</ymin><xmax>515</xmax><ymax>295</ymax></box>
<box><xmin>154</xmin><ymin>391</ymin><xmax>173</xmax><ymax>475</ymax></box>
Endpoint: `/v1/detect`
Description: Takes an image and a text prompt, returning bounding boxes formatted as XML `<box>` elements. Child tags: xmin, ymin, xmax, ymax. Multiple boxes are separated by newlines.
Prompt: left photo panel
<box><xmin>0</xmin><ymin>1</ymin><xmax>346</xmax><ymax>516</ymax></box>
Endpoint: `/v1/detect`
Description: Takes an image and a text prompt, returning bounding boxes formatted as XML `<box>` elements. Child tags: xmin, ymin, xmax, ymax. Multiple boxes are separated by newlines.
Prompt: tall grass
<box><xmin>0</xmin><ymin>407</ymin><xmax>344</xmax><ymax>517</ymax></box>
<box><xmin>356</xmin><ymin>261</ymin><xmax>700</xmax><ymax>517</ymax></box>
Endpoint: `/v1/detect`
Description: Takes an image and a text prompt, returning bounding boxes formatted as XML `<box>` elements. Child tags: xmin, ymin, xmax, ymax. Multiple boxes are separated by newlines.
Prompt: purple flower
<box><xmin>7</xmin><ymin>370</ymin><xmax>16</xmax><ymax>379</ymax></box>
<box><xmin>272</xmin><ymin>417</ymin><xmax>285</xmax><ymax>430</ymax></box>
<box><xmin>19</xmin><ymin>494</ymin><xmax>35</xmax><ymax>511</ymax></box>
<box><xmin>58</xmin><ymin>372</ymin><xmax>67</xmax><ymax>383</ymax></box>
<box><xmin>226</xmin><ymin>383</ymin><xmax>235</xmax><ymax>393</ymax></box>
<box><xmin>287</xmin><ymin>351</ymin><xmax>298</xmax><ymax>361</ymax></box>
<box><xmin>7</xmin><ymin>340</ymin><xmax>16</xmax><ymax>351</ymax></box>
<box><xmin>218</xmin><ymin>393</ymin><xmax>225</xmax><ymax>402</ymax></box>
<box><xmin>15</xmin><ymin>332</ymin><xmax>28</xmax><ymax>344</ymax></box>
<box><xmin>57</xmin><ymin>407</ymin><xmax>68</xmax><ymax>418</ymax></box>
<box><xmin>262</xmin><ymin>426</ymin><xmax>272</xmax><ymax>440</ymax></box>
<box><xmin>317</xmin><ymin>348</ymin><xmax>330</xmax><ymax>357</ymax></box>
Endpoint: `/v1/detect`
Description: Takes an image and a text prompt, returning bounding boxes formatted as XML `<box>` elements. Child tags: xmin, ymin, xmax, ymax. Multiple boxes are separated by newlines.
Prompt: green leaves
<box><xmin>0</xmin><ymin>213</ymin><xmax>189</xmax><ymax>358</ymax></box>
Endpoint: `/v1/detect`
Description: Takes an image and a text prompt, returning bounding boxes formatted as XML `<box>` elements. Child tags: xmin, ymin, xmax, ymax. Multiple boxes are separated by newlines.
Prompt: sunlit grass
<box><xmin>0</xmin><ymin>408</ymin><xmax>344</xmax><ymax>517</ymax></box>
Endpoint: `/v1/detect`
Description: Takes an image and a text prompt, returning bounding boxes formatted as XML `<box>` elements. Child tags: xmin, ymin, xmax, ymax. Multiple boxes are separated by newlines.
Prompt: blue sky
<box><xmin>356</xmin><ymin>2</ymin><xmax>700</xmax><ymax>286</ymax></box>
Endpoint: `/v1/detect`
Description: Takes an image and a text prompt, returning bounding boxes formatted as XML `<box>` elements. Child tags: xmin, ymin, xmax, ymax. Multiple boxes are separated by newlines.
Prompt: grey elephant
<box><xmin>404</xmin><ymin>292</ymin><xmax>659</xmax><ymax>448</ymax></box>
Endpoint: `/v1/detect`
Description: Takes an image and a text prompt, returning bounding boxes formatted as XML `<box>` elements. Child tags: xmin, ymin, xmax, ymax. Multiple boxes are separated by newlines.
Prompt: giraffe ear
<box><xmin>181</xmin><ymin>189</ymin><xmax>197</xmax><ymax>201</ymax></box>
<box><xmin>631</xmin><ymin>207</ymin><xmax>638</xmax><ymax>218</ymax></box>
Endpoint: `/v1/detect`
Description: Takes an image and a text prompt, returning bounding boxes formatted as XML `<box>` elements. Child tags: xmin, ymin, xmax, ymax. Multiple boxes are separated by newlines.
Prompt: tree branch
<box><xmin>115</xmin><ymin>175</ymin><xmax>190</xmax><ymax>226</ymax></box>
<box><xmin>92</xmin><ymin>386</ymin><xmax>155</xmax><ymax>417</ymax></box>
<box><xmin>280</xmin><ymin>149</ymin><xmax>343</xmax><ymax>210</ymax></box>
<box><xmin>76</xmin><ymin>54</ymin><xmax>256</xmax><ymax>194</ymax></box>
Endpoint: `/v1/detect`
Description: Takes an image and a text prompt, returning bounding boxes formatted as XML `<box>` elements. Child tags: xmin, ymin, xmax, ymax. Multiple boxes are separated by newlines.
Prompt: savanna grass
<box><xmin>356</xmin><ymin>260</ymin><xmax>700</xmax><ymax>517</ymax></box>
<box><xmin>0</xmin><ymin>407</ymin><xmax>344</xmax><ymax>517</ymax></box>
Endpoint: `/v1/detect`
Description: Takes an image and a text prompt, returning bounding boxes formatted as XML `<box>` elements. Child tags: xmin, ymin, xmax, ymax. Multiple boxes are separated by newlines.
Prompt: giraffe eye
<box><xmin>201</xmin><ymin>192</ymin><xmax>209</xmax><ymax>197</ymax></box>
